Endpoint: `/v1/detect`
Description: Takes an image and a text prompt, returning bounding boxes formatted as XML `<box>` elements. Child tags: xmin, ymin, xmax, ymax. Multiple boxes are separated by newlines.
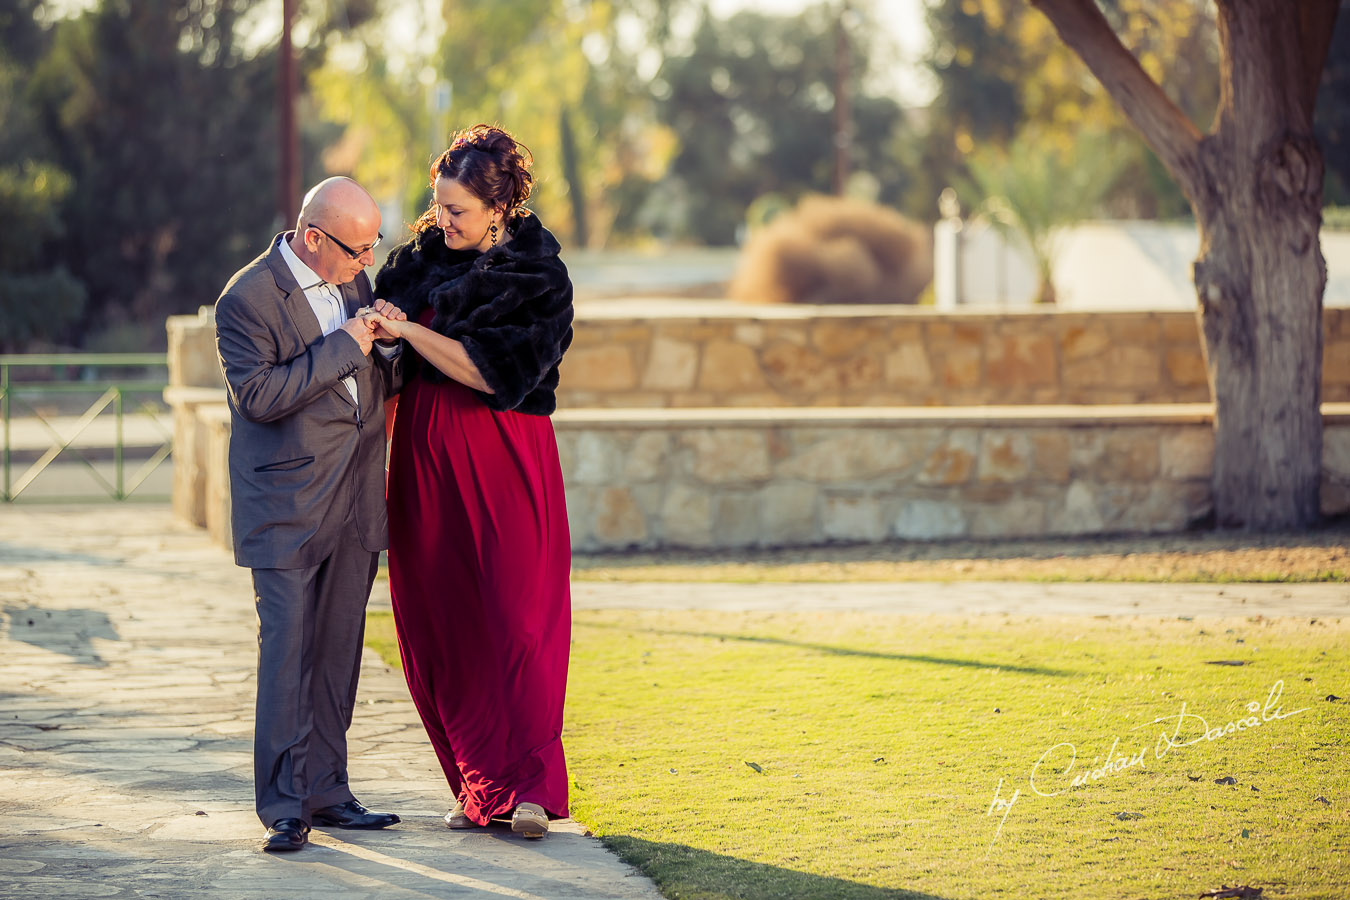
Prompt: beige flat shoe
<box><xmin>510</xmin><ymin>802</ymin><xmax>548</xmax><ymax>839</ymax></box>
<box><xmin>444</xmin><ymin>800</ymin><xmax>475</xmax><ymax>829</ymax></box>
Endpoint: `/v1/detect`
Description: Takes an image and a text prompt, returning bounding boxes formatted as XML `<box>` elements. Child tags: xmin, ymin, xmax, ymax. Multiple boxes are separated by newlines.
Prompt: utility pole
<box><xmin>279</xmin><ymin>0</ymin><xmax>299</xmax><ymax>226</ymax></box>
<box><xmin>832</xmin><ymin>0</ymin><xmax>853</xmax><ymax>196</ymax></box>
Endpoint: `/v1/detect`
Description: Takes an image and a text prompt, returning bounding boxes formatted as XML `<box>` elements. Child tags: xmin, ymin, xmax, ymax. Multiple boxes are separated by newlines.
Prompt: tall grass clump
<box><xmin>729</xmin><ymin>195</ymin><xmax>932</xmax><ymax>305</ymax></box>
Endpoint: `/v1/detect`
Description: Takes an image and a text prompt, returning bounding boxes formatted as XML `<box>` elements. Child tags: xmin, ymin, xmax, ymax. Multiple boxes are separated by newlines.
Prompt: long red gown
<box><xmin>386</xmin><ymin>359</ymin><xmax>571</xmax><ymax>825</ymax></box>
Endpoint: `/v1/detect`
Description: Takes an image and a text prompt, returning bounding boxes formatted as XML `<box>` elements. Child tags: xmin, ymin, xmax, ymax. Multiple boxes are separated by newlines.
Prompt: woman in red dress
<box><xmin>369</xmin><ymin>124</ymin><xmax>573</xmax><ymax>839</ymax></box>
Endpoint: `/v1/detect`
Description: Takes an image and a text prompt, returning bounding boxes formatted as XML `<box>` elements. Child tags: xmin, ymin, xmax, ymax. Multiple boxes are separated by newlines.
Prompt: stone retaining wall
<box><xmin>563</xmin><ymin>302</ymin><xmax>1350</xmax><ymax>407</ymax></box>
<box><xmin>554</xmin><ymin>406</ymin><xmax>1350</xmax><ymax>551</ymax></box>
<box><xmin>167</xmin><ymin>305</ymin><xmax>1350</xmax><ymax>550</ymax></box>
<box><xmin>169</xmin><ymin>304</ymin><xmax>1350</xmax><ymax>408</ymax></box>
<box><xmin>166</xmin><ymin>390</ymin><xmax>1350</xmax><ymax>552</ymax></box>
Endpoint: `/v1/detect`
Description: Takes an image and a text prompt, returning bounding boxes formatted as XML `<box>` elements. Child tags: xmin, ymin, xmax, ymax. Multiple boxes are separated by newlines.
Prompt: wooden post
<box><xmin>279</xmin><ymin>0</ymin><xmax>299</xmax><ymax>227</ymax></box>
<box><xmin>832</xmin><ymin>1</ymin><xmax>852</xmax><ymax>196</ymax></box>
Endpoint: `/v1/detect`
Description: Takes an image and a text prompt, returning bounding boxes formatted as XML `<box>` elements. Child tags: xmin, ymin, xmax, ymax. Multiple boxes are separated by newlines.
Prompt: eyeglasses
<box><xmin>307</xmin><ymin>223</ymin><xmax>382</xmax><ymax>259</ymax></box>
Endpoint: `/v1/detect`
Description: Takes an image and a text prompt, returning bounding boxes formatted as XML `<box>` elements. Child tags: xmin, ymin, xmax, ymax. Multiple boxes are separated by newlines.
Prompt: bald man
<box><xmin>215</xmin><ymin>178</ymin><xmax>407</xmax><ymax>851</ymax></box>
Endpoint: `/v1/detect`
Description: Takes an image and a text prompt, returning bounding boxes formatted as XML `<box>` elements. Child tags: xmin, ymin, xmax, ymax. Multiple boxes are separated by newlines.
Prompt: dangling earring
<box><xmin>490</xmin><ymin>223</ymin><xmax>499</xmax><ymax>247</ymax></box>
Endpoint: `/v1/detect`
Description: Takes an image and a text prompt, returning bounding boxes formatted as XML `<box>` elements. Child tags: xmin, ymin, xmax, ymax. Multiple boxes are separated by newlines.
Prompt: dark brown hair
<box><xmin>412</xmin><ymin>124</ymin><xmax>534</xmax><ymax>234</ymax></box>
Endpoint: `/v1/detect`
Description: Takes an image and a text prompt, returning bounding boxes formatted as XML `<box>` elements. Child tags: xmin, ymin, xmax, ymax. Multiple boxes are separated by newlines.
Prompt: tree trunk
<box><xmin>1191</xmin><ymin>3</ymin><xmax>1327</xmax><ymax>528</ymax></box>
<box><xmin>1029</xmin><ymin>0</ymin><xmax>1336</xmax><ymax>529</ymax></box>
<box><xmin>1192</xmin><ymin>156</ymin><xmax>1325</xmax><ymax>528</ymax></box>
<box><xmin>559</xmin><ymin>106</ymin><xmax>589</xmax><ymax>248</ymax></box>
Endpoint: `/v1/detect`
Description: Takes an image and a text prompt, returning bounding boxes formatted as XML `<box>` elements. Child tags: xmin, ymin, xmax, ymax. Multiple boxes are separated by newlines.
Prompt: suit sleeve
<box><xmin>216</xmin><ymin>290</ymin><xmax>369</xmax><ymax>424</ymax></box>
<box><xmin>358</xmin><ymin>271</ymin><xmax>405</xmax><ymax>399</ymax></box>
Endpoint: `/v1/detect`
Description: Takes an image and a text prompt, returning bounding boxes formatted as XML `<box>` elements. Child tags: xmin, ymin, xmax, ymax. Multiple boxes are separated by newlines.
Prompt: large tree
<box><xmin>1029</xmin><ymin>0</ymin><xmax>1338</xmax><ymax>529</ymax></box>
<box><xmin>923</xmin><ymin>0</ymin><xmax>1223</xmax><ymax>221</ymax></box>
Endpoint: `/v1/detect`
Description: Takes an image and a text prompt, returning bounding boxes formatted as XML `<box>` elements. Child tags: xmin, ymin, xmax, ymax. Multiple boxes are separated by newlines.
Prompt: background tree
<box><xmin>923</xmin><ymin>0</ymin><xmax>1027</xmax><ymax>153</ymax></box>
<box><xmin>964</xmin><ymin>126</ymin><xmax>1127</xmax><ymax>303</ymax></box>
<box><xmin>653</xmin><ymin>4</ymin><xmax>907</xmax><ymax>244</ymax></box>
<box><xmin>1315</xmin><ymin>0</ymin><xmax>1350</xmax><ymax>206</ymax></box>
<box><xmin>25</xmin><ymin>0</ymin><xmax>287</xmax><ymax>349</ymax></box>
<box><xmin>0</xmin><ymin>0</ymin><xmax>84</xmax><ymax>351</ymax></box>
<box><xmin>310</xmin><ymin>0</ymin><xmax>673</xmax><ymax>248</ymax></box>
<box><xmin>1029</xmin><ymin>0</ymin><xmax>1339</xmax><ymax>529</ymax></box>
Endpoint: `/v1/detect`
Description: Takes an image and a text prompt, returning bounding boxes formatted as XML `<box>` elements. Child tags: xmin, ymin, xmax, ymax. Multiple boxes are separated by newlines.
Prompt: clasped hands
<box><xmin>340</xmin><ymin>299</ymin><xmax>407</xmax><ymax>355</ymax></box>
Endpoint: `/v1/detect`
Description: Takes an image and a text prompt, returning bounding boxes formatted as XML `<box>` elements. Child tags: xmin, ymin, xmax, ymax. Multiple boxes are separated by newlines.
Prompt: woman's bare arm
<box><xmin>370</xmin><ymin>317</ymin><xmax>493</xmax><ymax>393</ymax></box>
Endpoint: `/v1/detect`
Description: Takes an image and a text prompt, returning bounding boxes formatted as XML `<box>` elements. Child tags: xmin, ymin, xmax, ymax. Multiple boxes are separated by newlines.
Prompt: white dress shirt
<box><xmin>278</xmin><ymin>234</ymin><xmax>391</xmax><ymax>407</ymax></box>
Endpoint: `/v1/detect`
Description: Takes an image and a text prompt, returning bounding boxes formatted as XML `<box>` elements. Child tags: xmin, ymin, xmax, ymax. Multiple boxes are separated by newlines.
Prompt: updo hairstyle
<box><xmin>413</xmin><ymin>124</ymin><xmax>534</xmax><ymax>234</ymax></box>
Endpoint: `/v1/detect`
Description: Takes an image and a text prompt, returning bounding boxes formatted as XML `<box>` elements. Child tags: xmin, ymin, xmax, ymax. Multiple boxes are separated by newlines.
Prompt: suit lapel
<box><xmin>326</xmin><ymin>284</ymin><xmax>359</xmax><ymax>412</ymax></box>
<box><xmin>332</xmin><ymin>278</ymin><xmax>365</xmax><ymax>411</ymax></box>
<box><xmin>339</xmin><ymin>276</ymin><xmax>364</xmax><ymax>318</ymax></box>
<box><xmin>266</xmin><ymin>236</ymin><xmax>325</xmax><ymax>348</ymax></box>
<box><xmin>266</xmin><ymin>235</ymin><xmax>358</xmax><ymax>411</ymax></box>
<box><xmin>282</xmin><ymin>287</ymin><xmax>325</xmax><ymax>349</ymax></box>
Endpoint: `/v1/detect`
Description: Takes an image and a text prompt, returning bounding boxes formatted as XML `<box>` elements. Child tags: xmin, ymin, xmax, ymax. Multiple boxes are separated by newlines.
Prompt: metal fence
<box><xmin>1</xmin><ymin>353</ymin><xmax>172</xmax><ymax>502</ymax></box>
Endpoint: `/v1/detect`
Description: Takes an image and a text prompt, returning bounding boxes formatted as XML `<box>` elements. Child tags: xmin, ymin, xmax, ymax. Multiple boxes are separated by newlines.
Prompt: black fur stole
<box><xmin>374</xmin><ymin>213</ymin><xmax>574</xmax><ymax>415</ymax></box>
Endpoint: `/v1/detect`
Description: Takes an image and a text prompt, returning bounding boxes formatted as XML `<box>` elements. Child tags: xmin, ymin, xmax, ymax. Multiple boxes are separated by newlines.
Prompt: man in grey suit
<box><xmin>215</xmin><ymin>177</ymin><xmax>406</xmax><ymax>852</ymax></box>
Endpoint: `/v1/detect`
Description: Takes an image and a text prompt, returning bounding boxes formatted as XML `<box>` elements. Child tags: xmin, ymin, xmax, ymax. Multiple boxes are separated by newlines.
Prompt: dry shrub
<box><xmin>729</xmin><ymin>195</ymin><xmax>933</xmax><ymax>305</ymax></box>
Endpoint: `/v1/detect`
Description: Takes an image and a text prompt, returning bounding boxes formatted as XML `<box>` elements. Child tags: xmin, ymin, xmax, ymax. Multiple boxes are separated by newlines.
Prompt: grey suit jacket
<box><xmin>215</xmin><ymin>233</ymin><xmax>401</xmax><ymax>570</ymax></box>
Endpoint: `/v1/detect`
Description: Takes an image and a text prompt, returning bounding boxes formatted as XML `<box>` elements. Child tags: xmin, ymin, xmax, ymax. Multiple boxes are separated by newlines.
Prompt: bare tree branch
<box><xmin>1028</xmin><ymin>0</ymin><xmax>1205</xmax><ymax>202</ymax></box>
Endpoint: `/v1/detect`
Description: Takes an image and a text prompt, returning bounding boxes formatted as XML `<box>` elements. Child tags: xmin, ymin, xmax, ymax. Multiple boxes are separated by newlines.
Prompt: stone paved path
<box><xmin>2</xmin><ymin>506</ymin><xmax>1346</xmax><ymax>900</ymax></box>
<box><xmin>0</xmin><ymin>506</ymin><xmax>661</xmax><ymax>900</ymax></box>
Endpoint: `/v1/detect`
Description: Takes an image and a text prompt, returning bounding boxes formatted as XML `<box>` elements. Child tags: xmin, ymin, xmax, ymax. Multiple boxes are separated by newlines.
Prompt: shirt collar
<box><xmin>277</xmin><ymin>232</ymin><xmax>325</xmax><ymax>291</ymax></box>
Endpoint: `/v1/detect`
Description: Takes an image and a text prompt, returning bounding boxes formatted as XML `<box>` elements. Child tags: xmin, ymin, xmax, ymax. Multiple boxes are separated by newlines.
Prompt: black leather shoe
<box><xmin>312</xmin><ymin>799</ymin><xmax>400</xmax><ymax>830</ymax></box>
<box><xmin>262</xmin><ymin>818</ymin><xmax>309</xmax><ymax>852</ymax></box>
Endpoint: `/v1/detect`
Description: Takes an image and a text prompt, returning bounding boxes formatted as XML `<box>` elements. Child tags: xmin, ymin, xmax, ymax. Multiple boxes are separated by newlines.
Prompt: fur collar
<box><xmin>374</xmin><ymin>213</ymin><xmax>573</xmax><ymax>415</ymax></box>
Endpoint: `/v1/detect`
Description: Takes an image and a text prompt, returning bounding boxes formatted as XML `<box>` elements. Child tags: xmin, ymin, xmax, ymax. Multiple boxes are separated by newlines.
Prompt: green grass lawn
<box><xmin>366</xmin><ymin>609</ymin><xmax>1350</xmax><ymax>900</ymax></box>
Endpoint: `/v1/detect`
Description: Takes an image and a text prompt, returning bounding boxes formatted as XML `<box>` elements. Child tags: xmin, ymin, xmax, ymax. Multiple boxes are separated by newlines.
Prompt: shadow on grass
<box><xmin>601</xmin><ymin>834</ymin><xmax>955</xmax><ymax>900</ymax></box>
<box><xmin>574</xmin><ymin>620</ymin><xmax>1076</xmax><ymax>677</ymax></box>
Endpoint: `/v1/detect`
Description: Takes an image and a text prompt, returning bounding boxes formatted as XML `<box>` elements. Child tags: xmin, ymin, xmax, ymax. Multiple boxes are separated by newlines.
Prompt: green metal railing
<box><xmin>1</xmin><ymin>353</ymin><xmax>172</xmax><ymax>502</ymax></box>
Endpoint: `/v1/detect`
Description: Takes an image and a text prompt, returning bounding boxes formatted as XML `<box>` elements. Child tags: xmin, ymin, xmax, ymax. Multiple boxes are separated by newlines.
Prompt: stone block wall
<box><xmin>166</xmin><ymin>304</ymin><xmax>1350</xmax><ymax>407</ymax></box>
<box><xmin>165</xmin><ymin>305</ymin><xmax>1350</xmax><ymax>551</ymax></box>
<box><xmin>166</xmin><ymin>387</ymin><xmax>226</xmax><ymax>527</ymax></box>
<box><xmin>200</xmin><ymin>405</ymin><xmax>234</xmax><ymax>551</ymax></box>
<box><xmin>170</xmin><ymin>399</ymin><xmax>1350</xmax><ymax>552</ymax></box>
<box><xmin>561</xmin><ymin>303</ymin><xmax>1350</xmax><ymax>407</ymax></box>
<box><xmin>167</xmin><ymin>308</ymin><xmax>225</xmax><ymax>391</ymax></box>
<box><xmin>555</xmin><ymin>407</ymin><xmax>1350</xmax><ymax>551</ymax></box>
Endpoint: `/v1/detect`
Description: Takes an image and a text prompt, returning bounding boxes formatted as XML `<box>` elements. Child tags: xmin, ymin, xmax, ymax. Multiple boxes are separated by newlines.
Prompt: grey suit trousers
<box><xmin>251</xmin><ymin>510</ymin><xmax>380</xmax><ymax>827</ymax></box>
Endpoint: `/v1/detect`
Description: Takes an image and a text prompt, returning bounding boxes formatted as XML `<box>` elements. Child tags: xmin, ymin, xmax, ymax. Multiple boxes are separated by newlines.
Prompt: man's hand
<box><xmin>365</xmin><ymin>299</ymin><xmax>407</xmax><ymax>344</ymax></box>
<box><xmin>340</xmin><ymin>315</ymin><xmax>376</xmax><ymax>356</ymax></box>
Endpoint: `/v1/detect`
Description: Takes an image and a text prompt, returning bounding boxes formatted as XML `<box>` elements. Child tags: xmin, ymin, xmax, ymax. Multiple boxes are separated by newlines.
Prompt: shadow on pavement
<box><xmin>3</xmin><ymin>605</ymin><xmax>121</xmax><ymax>665</ymax></box>
<box><xmin>0</xmin><ymin>541</ymin><xmax>123</xmax><ymax>567</ymax></box>
<box><xmin>291</xmin><ymin>820</ymin><xmax>655</xmax><ymax>899</ymax></box>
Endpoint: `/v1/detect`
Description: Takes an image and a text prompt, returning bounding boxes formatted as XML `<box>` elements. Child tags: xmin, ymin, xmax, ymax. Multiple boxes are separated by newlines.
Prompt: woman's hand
<box><xmin>362</xmin><ymin>299</ymin><xmax>407</xmax><ymax>342</ymax></box>
<box><xmin>359</xmin><ymin>302</ymin><xmax>490</xmax><ymax>392</ymax></box>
